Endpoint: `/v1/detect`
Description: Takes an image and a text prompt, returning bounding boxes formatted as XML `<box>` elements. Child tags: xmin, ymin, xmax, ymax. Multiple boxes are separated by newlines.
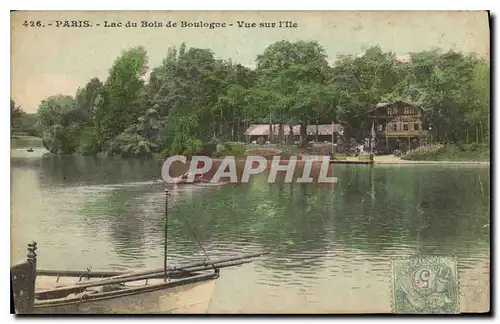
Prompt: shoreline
<box><xmin>375</xmin><ymin>160</ymin><xmax>490</xmax><ymax>165</ymax></box>
<box><xmin>10</xmin><ymin>148</ymin><xmax>490</xmax><ymax>165</ymax></box>
<box><xmin>372</xmin><ymin>155</ymin><xmax>489</xmax><ymax>165</ymax></box>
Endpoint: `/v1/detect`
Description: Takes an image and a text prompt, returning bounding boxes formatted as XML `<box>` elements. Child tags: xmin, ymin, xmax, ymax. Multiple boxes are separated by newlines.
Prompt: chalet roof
<box><xmin>245</xmin><ymin>124</ymin><xmax>343</xmax><ymax>136</ymax></box>
<box><xmin>245</xmin><ymin>124</ymin><xmax>294</xmax><ymax>136</ymax></box>
<box><xmin>306</xmin><ymin>124</ymin><xmax>343</xmax><ymax>135</ymax></box>
<box><xmin>375</xmin><ymin>100</ymin><xmax>420</xmax><ymax>109</ymax></box>
<box><xmin>356</xmin><ymin>100</ymin><xmax>422</xmax><ymax>118</ymax></box>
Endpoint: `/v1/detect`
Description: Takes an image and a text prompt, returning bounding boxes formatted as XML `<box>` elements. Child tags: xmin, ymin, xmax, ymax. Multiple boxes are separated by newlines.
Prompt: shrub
<box><xmin>226</xmin><ymin>142</ymin><xmax>247</xmax><ymax>156</ymax></box>
<box><xmin>402</xmin><ymin>143</ymin><xmax>489</xmax><ymax>161</ymax></box>
<box><xmin>77</xmin><ymin>127</ymin><xmax>101</xmax><ymax>156</ymax></box>
<box><xmin>214</xmin><ymin>142</ymin><xmax>247</xmax><ymax>157</ymax></box>
<box><xmin>182</xmin><ymin>139</ymin><xmax>204</xmax><ymax>156</ymax></box>
<box><xmin>401</xmin><ymin>144</ymin><xmax>445</xmax><ymax>161</ymax></box>
<box><xmin>202</xmin><ymin>143</ymin><xmax>217</xmax><ymax>154</ymax></box>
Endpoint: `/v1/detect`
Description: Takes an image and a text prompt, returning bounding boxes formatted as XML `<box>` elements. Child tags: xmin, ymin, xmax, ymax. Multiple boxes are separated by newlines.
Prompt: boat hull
<box><xmin>33</xmin><ymin>276</ymin><xmax>217</xmax><ymax>314</ymax></box>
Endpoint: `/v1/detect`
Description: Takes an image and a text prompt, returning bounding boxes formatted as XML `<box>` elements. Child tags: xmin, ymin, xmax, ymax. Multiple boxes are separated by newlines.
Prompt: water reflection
<box><xmin>10</xmin><ymin>155</ymin><xmax>490</xmax><ymax>312</ymax></box>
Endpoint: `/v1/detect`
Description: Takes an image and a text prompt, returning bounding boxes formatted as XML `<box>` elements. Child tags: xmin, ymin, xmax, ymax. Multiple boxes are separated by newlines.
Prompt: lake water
<box><xmin>11</xmin><ymin>150</ymin><xmax>490</xmax><ymax>313</ymax></box>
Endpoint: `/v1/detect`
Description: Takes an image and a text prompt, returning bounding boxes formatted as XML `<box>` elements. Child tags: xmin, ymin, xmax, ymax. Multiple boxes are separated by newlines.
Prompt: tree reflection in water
<box><xmin>28</xmin><ymin>156</ymin><xmax>489</xmax><ymax>275</ymax></box>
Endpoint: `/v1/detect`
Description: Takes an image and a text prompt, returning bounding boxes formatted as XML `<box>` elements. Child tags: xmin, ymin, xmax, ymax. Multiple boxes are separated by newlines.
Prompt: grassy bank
<box><xmin>12</xmin><ymin>137</ymin><xmax>490</xmax><ymax>164</ymax></box>
<box><xmin>402</xmin><ymin>143</ymin><xmax>490</xmax><ymax>162</ymax></box>
<box><xmin>11</xmin><ymin>135</ymin><xmax>43</xmax><ymax>149</ymax></box>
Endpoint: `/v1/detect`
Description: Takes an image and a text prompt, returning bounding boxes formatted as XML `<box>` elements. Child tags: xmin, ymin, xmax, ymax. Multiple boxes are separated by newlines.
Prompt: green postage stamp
<box><xmin>392</xmin><ymin>256</ymin><xmax>459</xmax><ymax>314</ymax></box>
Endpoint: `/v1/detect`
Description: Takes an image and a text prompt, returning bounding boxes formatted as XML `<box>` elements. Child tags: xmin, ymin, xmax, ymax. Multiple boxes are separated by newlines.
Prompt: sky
<box><xmin>11</xmin><ymin>11</ymin><xmax>490</xmax><ymax>113</ymax></box>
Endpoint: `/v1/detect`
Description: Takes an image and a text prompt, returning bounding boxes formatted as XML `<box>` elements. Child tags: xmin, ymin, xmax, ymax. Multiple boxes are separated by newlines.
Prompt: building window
<box><xmin>405</xmin><ymin>107</ymin><xmax>416</xmax><ymax>115</ymax></box>
<box><xmin>377</xmin><ymin>124</ymin><xmax>383</xmax><ymax>132</ymax></box>
<box><xmin>392</xmin><ymin>124</ymin><xmax>397</xmax><ymax>131</ymax></box>
<box><xmin>414</xmin><ymin>123</ymin><xmax>419</xmax><ymax>131</ymax></box>
<box><xmin>403</xmin><ymin>123</ymin><xmax>409</xmax><ymax>131</ymax></box>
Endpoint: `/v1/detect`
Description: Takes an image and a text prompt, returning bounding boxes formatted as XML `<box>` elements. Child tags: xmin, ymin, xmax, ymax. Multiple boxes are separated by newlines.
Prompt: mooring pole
<box><xmin>26</xmin><ymin>241</ymin><xmax>37</xmax><ymax>313</ymax></box>
<box><xmin>331</xmin><ymin>119</ymin><xmax>335</xmax><ymax>159</ymax></box>
<box><xmin>12</xmin><ymin>242</ymin><xmax>38</xmax><ymax>314</ymax></box>
<box><xmin>164</xmin><ymin>189</ymin><xmax>169</xmax><ymax>282</ymax></box>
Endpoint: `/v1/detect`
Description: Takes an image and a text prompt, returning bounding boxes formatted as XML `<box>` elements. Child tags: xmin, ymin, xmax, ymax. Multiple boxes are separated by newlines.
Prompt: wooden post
<box><xmin>480</xmin><ymin>121</ymin><xmax>484</xmax><ymax>143</ymax></box>
<box><xmin>368</xmin><ymin>132</ymin><xmax>372</xmax><ymax>154</ymax></box>
<box><xmin>11</xmin><ymin>242</ymin><xmax>37</xmax><ymax>314</ymax></box>
<box><xmin>164</xmin><ymin>190</ymin><xmax>169</xmax><ymax>282</ymax></box>
<box><xmin>315</xmin><ymin>112</ymin><xmax>319</xmax><ymax>143</ymax></box>
<box><xmin>26</xmin><ymin>242</ymin><xmax>37</xmax><ymax>311</ymax></box>
<box><xmin>331</xmin><ymin>120</ymin><xmax>335</xmax><ymax>159</ymax></box>
<box><xmin>268</xmin><ymin>110</ymin><xmax>273</xmax><ymax>144</ymax></box>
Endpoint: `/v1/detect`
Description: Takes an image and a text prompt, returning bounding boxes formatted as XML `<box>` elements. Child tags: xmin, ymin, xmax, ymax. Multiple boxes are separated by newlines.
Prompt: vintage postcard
<box><xmin>10</xmin><ymin>10</ymin><xmax>490</xmax><ymax>314</ymax></box>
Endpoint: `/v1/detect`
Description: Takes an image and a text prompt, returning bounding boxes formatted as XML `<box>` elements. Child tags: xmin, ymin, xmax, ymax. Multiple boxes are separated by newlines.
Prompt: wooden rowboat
<box><xmin>11</xmin><ymin>190</ymin><xmax>267</xmax><ymax>314</ymax></box>
<box><xmin>33</xmin><ymin>272</ymin><xmax>219</xmax><ymax>314</ymax></box>
<box><xmin>12</xmin><ymin>250</ymin><xmax>263</xmax><ymax>314</ymax></box>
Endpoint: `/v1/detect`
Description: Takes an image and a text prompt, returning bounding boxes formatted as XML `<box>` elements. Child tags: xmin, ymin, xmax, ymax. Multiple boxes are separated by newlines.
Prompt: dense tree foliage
<box><xmin>75</xmin><ymin>77</ymin><xmax>104</xmax><ymax>126</ymax></box>
<box><xmin>11</xmin><ymin>100</ymin><xmax>25</xmax><ymax>130</ymax></box>
<box><xmin>36</xmin><ymin>95</ymin><xmax>79</xmax><ymax>154</ymax></box>
<box><xmin>31</xmin><ymin>41</ymin><xmax>490</xmax><ymax>157</ymax></box>
<box><xmin>95</xmin><ymin>46</ymin><xmax>148</xmax><ymax>146</ymax></box>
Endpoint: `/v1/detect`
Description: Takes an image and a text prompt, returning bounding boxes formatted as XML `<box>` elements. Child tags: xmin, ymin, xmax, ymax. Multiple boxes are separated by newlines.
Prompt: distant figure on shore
<box><xmin>358</xmin><ymin>144</ymin><xmax>365</xmax><ymax>155</ymax></box>
<box><xmin>27</xmin><ymin>147</ymin><xmax>34</xmax><ymax>152</ymax></box>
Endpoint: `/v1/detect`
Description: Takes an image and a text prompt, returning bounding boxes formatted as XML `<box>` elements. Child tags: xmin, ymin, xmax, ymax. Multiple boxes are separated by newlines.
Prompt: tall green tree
<box><xmin>36</xmin><ymin>95</ymin><xmax>79</xmax><ymax>154</ymax></box>
<box><xmin>254</xmin><ymin>40</ymin><xmax>331</xmax><ymax>143</ymax></box>
<box><xmin>397</xmin><ymin>50</ymin><xmax>483</xmax><ymax>143</ymax></box>
<box><xmin>95</xmin><ymin>46</ymin><xmax>148</xmax><ymax>145</ymax></box>
<box><xmin>11</xmin><ymin>100</ymin><xmax>25</xmax><ymax>130</ymax></box>
<box><xmin>332</xmin><ymin>46</ymin><xmax>403</xmax><ymax>139</ymax></box>
<box><xmin>469</xmin><ymin>59</ymin><xmax>490</xmax><ymax>143</ymax></box>
<box><xmin>75</xmin><ymin>77</ymin><xmax>104</xmax><ymax>125</ymax></box>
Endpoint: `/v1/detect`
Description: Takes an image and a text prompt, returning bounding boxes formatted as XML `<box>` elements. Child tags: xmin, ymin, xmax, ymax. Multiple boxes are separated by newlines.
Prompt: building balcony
<box><xmin>383</xmin><ymin>130</ymin><xmax>429</xmax><ymax>137</ymax></box>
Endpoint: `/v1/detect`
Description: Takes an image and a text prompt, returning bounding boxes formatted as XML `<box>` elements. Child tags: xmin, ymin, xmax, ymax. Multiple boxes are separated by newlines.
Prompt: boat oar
<box><xmin>85</xmin><ymin>251</ymin><xmax>269</xmax><ymax>283</ymax></box>
<box><xmin>168</xmin><ymin>259</ymin><xmax>251</xmax><ymax>275</ymax></box>
<box><xmin>38</xmin><ymin>251</ymin><xmax>268</xmax><ymax>279</ymax></box>
<box><xmin>35</xmin><ymin>259</ymin><xmax>252</xmax><ymax>300</ymax></box>
<box><xmin>94</xmin><ymin>259</ymin><xmax>253</xmax><ymax>282</ymax></box>
<box><xmin>92</xmin><ymin>257</ymin><xmax>257</xmax><ymax>283</ymax></box>
<box><xmin>37</xmin><ymin>269</ymin><xmax>124</xmax><ymax>278</ymax></box>
<box><xmin>37</xmin><ymin>258</ymin><xmax>251</xmax><ymax>279</ymax></box>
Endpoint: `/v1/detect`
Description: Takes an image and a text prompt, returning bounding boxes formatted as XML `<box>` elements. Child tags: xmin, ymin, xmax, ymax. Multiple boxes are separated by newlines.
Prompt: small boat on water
<box><xmin>172</xmin><ymin>172</ymin><xmax>204</xmax><ymax>184</ymax></box>
<box><xmin>11</xmin><ymin>190</ymin><xmax>266</xmax><ymax>314</ymax></box>
<box><xmin>172</xmin><ymin>171</ymin><xmax>231</xmax><ymax>187</ymax></box>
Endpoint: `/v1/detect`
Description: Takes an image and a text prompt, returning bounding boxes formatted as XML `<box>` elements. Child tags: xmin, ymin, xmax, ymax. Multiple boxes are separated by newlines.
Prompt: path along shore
<box><xmin>373</xmin><ymin>155</ymin><xmax>490</xmax><ymax>165</ymax></box>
